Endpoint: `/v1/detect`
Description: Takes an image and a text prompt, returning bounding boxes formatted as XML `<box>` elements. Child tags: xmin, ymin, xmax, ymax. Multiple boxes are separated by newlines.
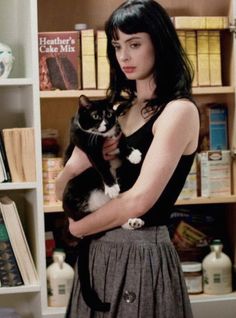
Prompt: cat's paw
<box><xmin>127</xmin><ymin>149</ymin><xmax>142</xmax><ymax>164</ymax></box>
<box><xmin>104</xmin><ymin>183</ymin><xmax>120</xmax><ymax>198</ymax></box>
<box><xmin>122</xmin><ymin>218</ymin><xmax>145</xmax><ymax>230</ymax></box>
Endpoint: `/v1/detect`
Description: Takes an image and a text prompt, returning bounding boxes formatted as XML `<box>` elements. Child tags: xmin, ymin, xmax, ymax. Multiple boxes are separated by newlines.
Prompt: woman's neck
<box><xmin>135</xmin><ymin>77</ymin><xmax>156</xmax><ymax>102</ymax></box>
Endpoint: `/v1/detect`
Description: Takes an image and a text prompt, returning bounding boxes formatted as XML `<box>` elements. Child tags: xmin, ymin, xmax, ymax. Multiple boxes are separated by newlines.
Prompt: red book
<box><xmin>38</xmin><ymin>31</ymin><xmax>80</xmax><ymax>90</ymax></box>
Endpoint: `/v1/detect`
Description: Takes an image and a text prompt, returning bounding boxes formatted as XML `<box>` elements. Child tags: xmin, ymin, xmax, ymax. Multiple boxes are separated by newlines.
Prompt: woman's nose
<box><xmin>119</xmin><ymin>49</ymin><xmax>130</xmax><ymax>62</ymax></box>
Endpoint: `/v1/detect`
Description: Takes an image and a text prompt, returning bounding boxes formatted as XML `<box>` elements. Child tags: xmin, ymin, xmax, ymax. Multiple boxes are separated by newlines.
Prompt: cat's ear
<box><xmin>79</xmin><ymin>95</ymin><xmax>91</xmax><ymax>109</ymax></box>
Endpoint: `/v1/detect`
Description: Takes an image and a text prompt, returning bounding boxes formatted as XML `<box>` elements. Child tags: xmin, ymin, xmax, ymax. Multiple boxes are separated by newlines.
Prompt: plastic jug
<box><xmin>46</xmin><ymin>249</ymin><xmax>74</xmax><ymax>307</ymax></box>
<box><xmin>202</xmin><ymin>239</ymin><xmax>232</xmax><ymax>294</ymax></box>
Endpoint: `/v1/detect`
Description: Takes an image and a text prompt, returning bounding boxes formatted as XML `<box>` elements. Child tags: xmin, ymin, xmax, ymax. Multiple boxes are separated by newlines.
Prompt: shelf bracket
<box><xmin>229</xmin><ymin>19</ymin><xmax>236</xmax><ymax>36</ymax></box>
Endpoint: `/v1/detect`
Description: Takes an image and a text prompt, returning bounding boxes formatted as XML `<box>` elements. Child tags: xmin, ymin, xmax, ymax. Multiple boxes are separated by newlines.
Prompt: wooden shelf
<box><xmin>190</xmin><ymin>291</ymin><xmax>236</xmax><ymax>303</ymax></box>
<box><xmin>176</xmin><ymin>195</ymin><xmax>236</xmax><ymax>205</ymax></box>
<box><xmin>0</xmin><ymin>182</ymin><xmax>37</xmax><ymax>190</ymax></box>
<box><xmin>40</xmin><ymin>86</ymin><xmax>234</xmax><ymax>99</ymax></box>
<box><xmin>0</xmin><ymin>78</ymin><xmax>33</xmax><ymax>86</ymax></box>
<box><xmin>44</xmin><ymin>203</ymin><xmax>63</xmax><ymax>213</ymax></box>
<box><xmin>0</xmin><ymin>284</ymin><xmax>40</xmax><ymax>295</ymax></box>
<box><xmin>44</xmin><ymin>195</ymin><xmax>236</xmax><ymax>212</ymax></box>
<box><xmin>40</xmin><ymin>89</ymin><xmax>106</xmax><ymax>99</ymax></box>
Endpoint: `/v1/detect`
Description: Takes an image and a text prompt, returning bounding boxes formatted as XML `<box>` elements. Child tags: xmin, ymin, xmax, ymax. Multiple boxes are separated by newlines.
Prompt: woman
<box><xmin>56</xmin><ymin>0</ymin><xmax>199</xmax><ymax>317</ymax></box>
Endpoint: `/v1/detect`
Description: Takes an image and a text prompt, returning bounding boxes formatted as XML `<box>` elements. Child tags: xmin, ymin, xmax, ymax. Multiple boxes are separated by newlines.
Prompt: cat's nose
<box><xmin>98</xmin><ymin>120</ymin><xmax>107</xmax><ymax>132</ymax></box>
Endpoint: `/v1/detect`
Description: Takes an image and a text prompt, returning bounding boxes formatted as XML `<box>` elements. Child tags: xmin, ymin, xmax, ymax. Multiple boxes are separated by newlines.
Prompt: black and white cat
<box><xmin>63</xmin><ymin>95</ymin><xmax>144</xmax><ymax>312</ymax></box>
<box><xmin>63</xmin><ymin>94</ymin><xmax>144</xmax><ymax>230</ymax></box>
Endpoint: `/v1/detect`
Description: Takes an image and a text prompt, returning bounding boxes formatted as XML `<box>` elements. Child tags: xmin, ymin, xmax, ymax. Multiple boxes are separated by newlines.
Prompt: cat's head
<box><xmin>73</xmin><ymin>95</ymin><xmax>118</xmax><ymax>136</ymax></box>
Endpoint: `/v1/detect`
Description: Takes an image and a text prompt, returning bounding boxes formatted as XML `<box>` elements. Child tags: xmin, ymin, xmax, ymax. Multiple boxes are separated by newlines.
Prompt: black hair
<box><xmin>105</xmin><ymin>0</ymin><xmax>194</xmax><ymax>112</ymax></box>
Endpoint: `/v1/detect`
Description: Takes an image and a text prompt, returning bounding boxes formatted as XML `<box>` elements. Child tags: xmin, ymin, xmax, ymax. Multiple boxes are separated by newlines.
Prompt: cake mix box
<box><xmin>38</xmin><ymin>31</ymin><xmax>80</xmax><ymax>90</ymax></box>
<box><xmin>198</xmin><ymin>150</ymin><xmax>232</xmax><ymax>197</ymax></box>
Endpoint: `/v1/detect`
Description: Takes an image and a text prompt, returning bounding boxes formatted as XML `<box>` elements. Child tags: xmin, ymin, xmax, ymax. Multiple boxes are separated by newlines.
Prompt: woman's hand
<box><xmin>68</xmin><ymin>217</ymin><xmax>82</xmax><ymax>238</ymax></box>
<box><xmin>103</xmin><ymin>134</ymin><xmax>121</xmax><ymax>160</ymax></box>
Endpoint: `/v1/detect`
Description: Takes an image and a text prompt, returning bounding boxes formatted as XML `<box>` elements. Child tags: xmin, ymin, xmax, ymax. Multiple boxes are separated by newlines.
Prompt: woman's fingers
<box><xmin>103</xmin><ymin>134</ymin><xmax>121</xmax><ymax>160</ymax></box>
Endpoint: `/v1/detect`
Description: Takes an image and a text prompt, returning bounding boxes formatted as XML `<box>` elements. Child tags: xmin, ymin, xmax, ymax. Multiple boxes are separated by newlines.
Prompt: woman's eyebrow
<box><xmin>112</xmin><ymin>36</ymin><xmax>142</xmax><ymax>44</ymax></box>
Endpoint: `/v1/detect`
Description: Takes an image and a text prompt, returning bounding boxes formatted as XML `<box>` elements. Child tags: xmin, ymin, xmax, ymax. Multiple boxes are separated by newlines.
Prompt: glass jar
<box><xmin>181</xmin><ymin>261</ymin><xmax>203</xmax><ymax>294</ymax></box>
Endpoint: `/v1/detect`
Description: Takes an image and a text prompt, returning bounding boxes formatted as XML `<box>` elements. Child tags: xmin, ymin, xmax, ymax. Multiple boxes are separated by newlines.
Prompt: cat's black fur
<box><xmin>63</xmin><ymin>95</ymin><xmax>142</xmax><ymax>312</ymax></box>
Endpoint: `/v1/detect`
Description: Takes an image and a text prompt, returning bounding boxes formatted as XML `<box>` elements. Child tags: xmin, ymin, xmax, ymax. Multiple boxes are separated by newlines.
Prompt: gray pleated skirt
<box><xmin>66</xmin><ymin>226</ymin><xmax>193</xmax><ymax>318</ymax></box>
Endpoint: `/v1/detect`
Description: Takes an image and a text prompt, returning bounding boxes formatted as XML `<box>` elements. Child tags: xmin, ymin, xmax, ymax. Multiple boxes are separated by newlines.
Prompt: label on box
<box><xmin>199</xmin><ymin>150</ymin><xmax>231</xmax><ymax>197</ymax></box>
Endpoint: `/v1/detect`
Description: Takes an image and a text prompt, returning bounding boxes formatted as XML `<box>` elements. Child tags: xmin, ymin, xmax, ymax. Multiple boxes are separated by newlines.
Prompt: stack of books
<box><xmin>0</xmin><ymin>128</ymin><xmax>36</xmax><ymax>183</ymax></box>
<box><xmin>0</xmin><ymin>196</ymin><xmax>38</xmax><ymax>286</ymax></box>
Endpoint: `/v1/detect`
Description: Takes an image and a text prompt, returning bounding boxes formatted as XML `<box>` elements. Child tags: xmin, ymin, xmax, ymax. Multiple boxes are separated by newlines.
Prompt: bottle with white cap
<box><xmin>46</xmin><ymin>249</ymin><xmax>74</xmax><ymax>307</ymax></box>
<box><xmin>202</xmin><ymin>239</ymin><xmax>232</xmax><ymax>294</ymax></box>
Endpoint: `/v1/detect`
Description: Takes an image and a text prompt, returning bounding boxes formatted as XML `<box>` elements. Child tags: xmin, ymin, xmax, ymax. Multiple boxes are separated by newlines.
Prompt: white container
<box><xmin>202</xmin><ymin>239</ymin><xmax>232</xmax><ymax>294</ymax></box>
<box><xmin>181</xmin><ymin>262</ymin><xmax>203</xmax><ymax>294</ymax></box>
<box><xmin>47</xmin><ymin>249</ymin><xmax>74</xmax><ymax>307</ymax></box>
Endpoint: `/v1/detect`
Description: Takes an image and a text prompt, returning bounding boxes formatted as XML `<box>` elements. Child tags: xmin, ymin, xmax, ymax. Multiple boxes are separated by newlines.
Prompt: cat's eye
<box><xmin>91</xmin><ymin>112</ymin><xmax>100</xmax><ymax>120</ymax></box>
<box><xmin>107</xmin><ymin>112</ymin><xmax>113</xmax><ymax>118</ymax></box>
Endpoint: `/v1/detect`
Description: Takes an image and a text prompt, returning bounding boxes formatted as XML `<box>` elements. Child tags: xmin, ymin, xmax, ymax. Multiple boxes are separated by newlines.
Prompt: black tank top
<box><xmin>117</xmin><ymin>110</ymin><xmax>196</xmax><ymax>226</ymax></box>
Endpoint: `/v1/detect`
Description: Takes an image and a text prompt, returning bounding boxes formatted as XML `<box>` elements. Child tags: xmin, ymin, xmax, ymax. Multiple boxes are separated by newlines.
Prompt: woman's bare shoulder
<box><xmin>154</xmin><ymin>99</ymin><xmax>199</xmax><ymax>127</ymax></box>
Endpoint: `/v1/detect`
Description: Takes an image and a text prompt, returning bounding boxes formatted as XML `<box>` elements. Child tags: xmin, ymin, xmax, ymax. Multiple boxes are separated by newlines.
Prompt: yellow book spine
<box><xmin>197</xmin><ymin>30</ymin><xmax>210</xmax><ymax>86</ymax></box>
<box><xmin>81</xmin><ymin>29</ymin><xmax>96</xmax><ymax>89</ymax></box>
<box><xmin>177</xmin><ymin>30</ymin><xmax>186</xmax><ymax>51</ymax></box>
<box><xmin>173</xmin><ymin>16</ymin><xmax>229</xmax><ymax>30</ymax></box>
<box><xmin>208</xmin><ymin>30</ymin><xmax>222</xmax><ymax>86</ymax></box>
<box><xmin>174</xmin><ymin>16</ymin><xmax>206</xmax><ymax>29</ymax></box>
<box><xmin>206</xmin><ymin>16</ymin><xmax>229</xmax><ymax>29</ymax></box>
<box><xmin>185</xmin><ymin>31</ymin><xmax>198</xmax><ymax>87</ymax></box>
<box><xmin>96</xmin><ymin>30</ymin><xmax>110</xmax><ymax>90</ymax></box>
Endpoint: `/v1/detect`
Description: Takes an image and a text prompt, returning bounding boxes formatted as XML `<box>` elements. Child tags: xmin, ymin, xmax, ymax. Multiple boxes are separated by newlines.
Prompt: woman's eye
<box><xmin>130</xmin><ymin>43</ymin><xmax>140</xmax><ymax>49</ymax></box>
<box><xmin>113</xmin><ymin>45</ymin><xmax>120</xmax><ymax>51</ymax></box>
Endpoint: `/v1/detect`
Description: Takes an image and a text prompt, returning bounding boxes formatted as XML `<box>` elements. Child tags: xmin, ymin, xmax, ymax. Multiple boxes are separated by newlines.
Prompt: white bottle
<box><xmin>202</xmin><ymin>239</ymin><xmax>232</xmax><ymax>294</ymax></box>
<box><xmin>47</xmin><ymin>249</ymin><xmax>74</xmax><ymax>307</ymax></box>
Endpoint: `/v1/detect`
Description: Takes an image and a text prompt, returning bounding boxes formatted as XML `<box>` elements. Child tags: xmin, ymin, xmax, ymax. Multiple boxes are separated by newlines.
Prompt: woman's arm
<box><xmin>68</xmin><ymin>100</ymin><xmax>199</xmax><ymax>238</ymax></box>
<box><xmin>55</xmin><ymin>135</ymin><xmax>121</xmax><ymax>200</ymax></box>
<box><xmin>55</xmin><ymin>146</ymin><xmax>92</xmax><ymax>200</ymax></box>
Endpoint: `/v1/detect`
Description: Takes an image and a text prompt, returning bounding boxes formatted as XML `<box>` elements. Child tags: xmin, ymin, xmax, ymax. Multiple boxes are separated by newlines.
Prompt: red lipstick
<box><xmin>123</xmin><ymin>67</ymin><xmax>136</xmax><ymax>73</ymax></box>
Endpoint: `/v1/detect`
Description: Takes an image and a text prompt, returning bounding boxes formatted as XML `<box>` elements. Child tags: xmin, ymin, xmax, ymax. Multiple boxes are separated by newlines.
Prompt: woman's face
<box><xmin>112</xmin><ymin>30</ymin><xmax>155</xmax><ymax>81</ymax></box>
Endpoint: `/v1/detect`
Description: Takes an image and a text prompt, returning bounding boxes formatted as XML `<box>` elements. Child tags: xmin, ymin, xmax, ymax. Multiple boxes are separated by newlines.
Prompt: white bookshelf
<box><xmin>0</xmin><ymin>0</ymin><xmax>46</xmax><ymax>317</ymax></box>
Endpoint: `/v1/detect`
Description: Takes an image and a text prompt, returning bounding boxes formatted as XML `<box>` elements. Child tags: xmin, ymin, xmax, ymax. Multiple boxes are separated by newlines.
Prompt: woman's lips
<box><xmin>123</xmin><ymin>67</ymin><xmax>136</xmax><ymax>73</ymax></box>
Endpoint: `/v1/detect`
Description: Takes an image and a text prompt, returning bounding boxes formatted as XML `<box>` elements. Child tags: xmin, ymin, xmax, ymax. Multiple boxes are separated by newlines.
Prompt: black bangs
<box><xmin>106</xmin><ymin>3</ymin><xmax>148</xmax><ymax>40</ymax></box>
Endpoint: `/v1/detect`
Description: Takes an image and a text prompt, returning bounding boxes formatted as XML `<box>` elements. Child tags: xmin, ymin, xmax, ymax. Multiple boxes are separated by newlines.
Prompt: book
<box><xmin>173</xmin><ymin>16</ymin><xmax>229</xmax><ymax>30</ymax></box>
<box><xmin>185</xmin><ymin>31</ymin><xmax>198</xmax><ymax>87</ymax></box>
<box><xmin>96</xmin><ymin>30</ymin><xmax>110</xmax><ymax>89</ymax></box>
<box><xmin>38</xmin><ymin>31</ymin><xmax>79</xmax><ymax>90</ymax></box>
<box><xmin>199</xmin><ymin>103</ymin><xmax>228</xmax><ymax>151</ymax></box>
<box><xmin>0</xmin><ymin>132</ymin><xmax>11</xmax><ymax>183</ymax></box>
<box><xmin>208</xmin><ymin>30</ymin><xmax>222</xmax><ymax>86</ymax></box>
<box><xmin>81</xmin><ymin>29</ymin><xmax>96</xmax><ymax>89</ymax></box>
<box><xmin>0</xmin><ymin>212</ymin><xmax>23</xmax><ymax>286</ymax></box>
<box><xmin>2</xmin><ymin>128</ymin><xmax>36</xmax><ymax>182</ymax></box>
<box><xmin>197</xmin><ymin>31</ymin><xmax>210</xmax><ymax>86</ymax></box>
<box><xmin>0</xmin><ymin>196</ymin><xmax>39</xmax><ymax>285</ymax></box>
<box><xmin>208</xmin><ymin>104</ymin><xmax>228</xmax><ymax>150</ymax></box>
<box><xmin>177</xmin><ymin>30</ymin><xmax>186</xmax><ymax>51</ymax></box>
